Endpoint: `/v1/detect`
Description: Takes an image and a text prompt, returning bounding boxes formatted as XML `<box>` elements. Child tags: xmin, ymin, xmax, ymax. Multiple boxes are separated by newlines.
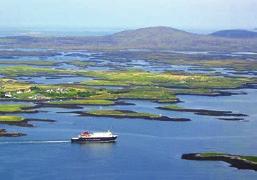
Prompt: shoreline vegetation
<box><xmin>182</xmin><ymin>152</ymin><xmax>257</xmax><ymax>171</ymax></box>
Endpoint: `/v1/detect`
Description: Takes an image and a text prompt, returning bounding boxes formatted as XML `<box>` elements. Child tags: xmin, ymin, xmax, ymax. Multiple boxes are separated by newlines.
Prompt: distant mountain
<box><xmin>210</xmin><ymin>29</ymin><xmax>257</xmax><ymax>38</ymax></box>
<box><xmin>104</xmin><ymin>27</ymin><xmax>257</xmax><ymax>51</ymax></box>
<box><xmin>2</xmin><ymin>26</ymin><xmax>257</xmax><ymax>51</ymax></box>
<box><xmin>107</xmin><ymin>26</ymin><xmax>205</xmax><ymax>49</ymax></box>
<box><xmin>110</xmin><ymin>26</ymin><xmax>197</xmax><ymax>42</ymax></box>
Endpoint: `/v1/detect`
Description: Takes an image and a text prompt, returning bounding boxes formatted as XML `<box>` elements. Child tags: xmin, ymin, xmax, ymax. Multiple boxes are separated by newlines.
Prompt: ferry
<box><xmin>71</xmin><ymin>130</ymin><xmax>118</xmax><ymax>143</ymax></box>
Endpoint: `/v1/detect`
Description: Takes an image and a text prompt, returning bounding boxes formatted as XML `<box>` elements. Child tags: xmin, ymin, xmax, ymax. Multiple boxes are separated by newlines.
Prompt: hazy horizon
<box><xmin>1</xmin><ymin>0</ymin><xmax>257</xmax><ymax>31</ymax></box>
<box><xmin>1</xmin><ymin>26</ymin><xmax>257</xmax><ymax>37</ymax></box>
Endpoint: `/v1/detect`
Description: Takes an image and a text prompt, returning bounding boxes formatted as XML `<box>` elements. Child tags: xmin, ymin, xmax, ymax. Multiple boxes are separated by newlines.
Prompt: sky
<box><xmin>0</xmin><ymin>0</ymin><xmax>257</xmax><ymax>32</ymax></box>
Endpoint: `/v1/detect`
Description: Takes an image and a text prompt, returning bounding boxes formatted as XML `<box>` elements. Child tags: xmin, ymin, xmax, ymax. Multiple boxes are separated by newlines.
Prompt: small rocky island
<box><xmin>182</xmin><ymin>152</ymin><xmax>257</xmax><ymax>171</ymax></box>
<box><xmin>72</xmin><ymin>109</ymin><xmax>191</xmax><ymax>122</ymax></box>
<box><xmin>0</xmin><ymin>129</ymin><xmax>25</xmax><ymax>137</ymax></box>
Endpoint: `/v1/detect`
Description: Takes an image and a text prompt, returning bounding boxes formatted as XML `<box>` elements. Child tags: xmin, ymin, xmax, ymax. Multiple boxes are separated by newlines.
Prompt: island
<box><xmin>0</xmin><ymin>115</ymin><xmax>55</xmax><ymax>127</ymax></box>
<box><xmin>182</xmin><ymin>152</ymin><xmax>257</xmax><ymax>171</ymax></box>
<box><xmin>158</xmin><ymin>105</ymin><xmax>248</xmax><ymax>120</ymax></box>
<box><xmin>0</xmin><ymin>129</ymin><xmax>25</xmax><ymax>137</ymax></box>
<box><xmin>72</xmin><ymin>110</ymin><xmax>190</xmax><ymax>122</ymax></box>
<box><xmin>0</xmin><ymin>104</ymin><xmax>37</xmax><ymax>113</ymax></box>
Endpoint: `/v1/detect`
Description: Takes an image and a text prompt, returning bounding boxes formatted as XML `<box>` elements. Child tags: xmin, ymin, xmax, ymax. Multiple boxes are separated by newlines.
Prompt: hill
<box><xmin>210</xmin><ymin>29</ymin><xmax>257</xmax><ymax>38</ymax></box>
<box><xmin>108</xmin><ymin>26</ymin><xmax>202</xmax><ymax>49</ymax></box>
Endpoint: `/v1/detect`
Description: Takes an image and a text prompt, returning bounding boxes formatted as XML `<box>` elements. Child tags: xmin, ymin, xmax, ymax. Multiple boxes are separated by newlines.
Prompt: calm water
<box><xmin>16</xmin><ymin>75</ymin><xmax>92</xmax><ymax>85</ymax></box>
<box><xmin>1</xmin><ymin>51</ymin><xmax>257</xmax><ymax>180</ymax></box>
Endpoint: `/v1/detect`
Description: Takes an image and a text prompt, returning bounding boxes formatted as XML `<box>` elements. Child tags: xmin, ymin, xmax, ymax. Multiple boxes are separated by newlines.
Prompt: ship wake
<box><xmin>0</xmin><ymin>140</ymin><xmax>70</xmax><ymax>145</ymax></box>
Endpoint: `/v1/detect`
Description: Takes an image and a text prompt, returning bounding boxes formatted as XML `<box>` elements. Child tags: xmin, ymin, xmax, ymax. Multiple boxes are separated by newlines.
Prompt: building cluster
<box><xmin>3</xmin><ymin>87</ymin><xmax>70</xmax><ymax>100</ymax></box>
